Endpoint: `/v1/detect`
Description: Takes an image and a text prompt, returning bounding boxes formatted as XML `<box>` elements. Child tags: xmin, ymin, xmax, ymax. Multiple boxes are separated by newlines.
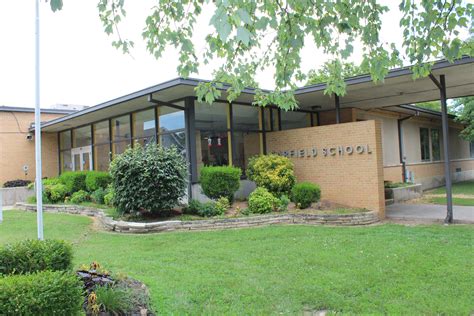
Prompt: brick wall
<box><xmin>0</xmin><ymin>111</ymin><xmax>63</xmax><ymax>185</ymax></box>
<box><xmin>266</xmin><ymin>120</ymin><xmax>385</xmax><ymax>217</ymax></box>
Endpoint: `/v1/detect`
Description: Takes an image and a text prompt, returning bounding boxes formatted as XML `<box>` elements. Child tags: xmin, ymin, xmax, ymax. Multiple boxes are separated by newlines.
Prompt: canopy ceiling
<box><xmin>40</xmin><ymin>57</ymin><xmax>474</xmax><ymax>132</ymax></box>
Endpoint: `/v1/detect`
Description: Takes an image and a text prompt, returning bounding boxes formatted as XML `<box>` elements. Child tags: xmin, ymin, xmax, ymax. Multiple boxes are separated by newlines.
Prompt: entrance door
<box><xmin>71</xmin><ymin>146</ymin><xmax>92</xmax><ymax>171</ymax></box>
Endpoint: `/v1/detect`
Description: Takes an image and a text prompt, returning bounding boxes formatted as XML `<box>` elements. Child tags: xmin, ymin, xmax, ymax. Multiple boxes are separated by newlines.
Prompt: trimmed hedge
<box><xmin>291</xmin><ymin>182</ymin><xmax>321</xmax><ymax>209</ymax></box>
<box><xmin>59</xmin><ymin>171</ymin><xmax>87</xmax><ymax>194</ymax></box>
<box><xmin>200</xmin><ymin>166</ymin><xmax>241</xmax><ymax>202</ymax></box>
<box><xmin>0</xmin><ymin>270</ymin><xmax>83</xmax><ymax>315</ymax></box>
<box><xmin>248</xmin><ymin>187</ymin><xmax>278</xmax><ymax>214</ymax></box>
<box><xmin>85</xmin><ymin>171</ymin><xmax>112</xmax><ymax>192</ymax></box>
<box><xmin>247</xmin><ymin>154</ymin><xmax>296</xmax><ymax>196</ymax></box>
<box><xmin>3</xmin><ymin>179</ymin><xmax>31</xmax><ymax>188</ymax></box>
<box><xmin>0</xmin><ymin>239</ymin><xmax>73</xmax><ymax>275</ymax></box>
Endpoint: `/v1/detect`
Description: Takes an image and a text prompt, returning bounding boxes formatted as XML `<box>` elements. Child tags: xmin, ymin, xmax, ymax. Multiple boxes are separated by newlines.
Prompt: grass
<box><xmin>428</xmin><ymin>197</ymin><xmax>474</xmax><ymax>206</ymax></box>
<box><xmin>427</xmin><ymin>180</ymin><xmax>474</xmax><ymax>195</ymax></box>
<box><xmin>1</xmin><ymin>210</ymin><xmax>473</xmax><ymax>314</ymax></box>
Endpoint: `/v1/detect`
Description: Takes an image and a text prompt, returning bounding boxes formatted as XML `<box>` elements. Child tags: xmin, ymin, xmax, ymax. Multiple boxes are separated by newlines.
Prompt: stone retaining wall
<box><xmin>15</xmin><ymin>203</ymin><xmax>379</xmax><ymax>234</ymax></box>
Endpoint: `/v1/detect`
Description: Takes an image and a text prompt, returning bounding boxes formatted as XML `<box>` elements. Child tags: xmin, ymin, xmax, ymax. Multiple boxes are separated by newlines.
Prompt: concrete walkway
<box><xmin>386</xmin><ymin>203</ymin><xmax>474</xmax><ymax>223</ymax></box>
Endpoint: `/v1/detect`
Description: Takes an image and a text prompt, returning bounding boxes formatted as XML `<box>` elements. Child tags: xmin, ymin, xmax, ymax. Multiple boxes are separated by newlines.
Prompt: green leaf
<box><xmin>236</xmin><ymin>27</ymin><xmax>251</xmax><ymax>46</ymax></box>
<box><xmin>50</xmin><ymin>0</ymin><xmax>63</xmax><ymax>12</ymax></box>
<box><xmin>236</xmin><ymin>8</ymin><xmax>252</xmax><ymax>25</ymax></box>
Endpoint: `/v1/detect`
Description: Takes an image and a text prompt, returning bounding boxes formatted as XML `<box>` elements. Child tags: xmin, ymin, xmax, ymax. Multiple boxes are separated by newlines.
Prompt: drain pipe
<box><xmin>397</xmin><ymin>115</ymin><xmax>413</xmax><ymax>182</ymax></box>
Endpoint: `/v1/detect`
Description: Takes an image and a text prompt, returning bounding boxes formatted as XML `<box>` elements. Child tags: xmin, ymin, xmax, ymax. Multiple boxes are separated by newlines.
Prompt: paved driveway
<box><xmin>386</xmin><ymin>203</ymin><xmax>474</xmax><ymax>223</ymax></box>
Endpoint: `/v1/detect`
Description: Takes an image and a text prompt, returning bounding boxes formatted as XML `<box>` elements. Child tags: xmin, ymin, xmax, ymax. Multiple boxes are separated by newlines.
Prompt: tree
<box><xmin>452</xmin><ymin>96</ymin><xmax>474</xmax><ymax>141</ymax></box>
<box><xmin>50</xmin><ymin>1</ymin><xmax>473</xmax><ymax>110</ymax></box>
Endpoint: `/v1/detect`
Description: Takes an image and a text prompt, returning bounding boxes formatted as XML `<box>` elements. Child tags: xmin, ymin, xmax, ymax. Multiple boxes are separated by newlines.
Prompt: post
<box><xmin>335</xmin><ymin>94</ymin><xmax>341</xmax><ymax>124</ymax></box>
<box><xmin>439</xmin><ymin>75</ymin><xmax>453</xmax><ymax>223</ymax></box>
<box><xmin>35</xmin><ymin>0</ymin><xmax>44</xmax><ymax>239</ymax></box>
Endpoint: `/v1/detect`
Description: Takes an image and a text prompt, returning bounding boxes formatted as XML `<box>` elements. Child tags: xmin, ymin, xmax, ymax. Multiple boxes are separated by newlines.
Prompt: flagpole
<box><xmin>35</xmin><ymin>0</ymin><xmax>44</xmax><ymax>240</ymax></box>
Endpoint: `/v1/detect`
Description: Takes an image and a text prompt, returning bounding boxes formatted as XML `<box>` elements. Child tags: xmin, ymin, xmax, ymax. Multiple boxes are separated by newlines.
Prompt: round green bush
<box><xmin>43</xmin><ymin>183</ymin><xmax>67</xmax><ymax>204</ymax></box>
<box><xmin>290</xmin><ymin>182</ymin><xmax>321</xmax><ymax>209</ymax></box>
<box><xmin>70</xmin><ymin>190</ymin><xmax>89</xmax><ymax>204</ymax></box>
<box><xmin>247</xmin><ymin>154</ymin><xmax>296</xmax><ymax>196</ymax></box>
<box><xmin>248</xmin><ymin>187</ymin><xmax>278</xmax><ymax>214</ymax></box>
<box><xmin>110</xmin><ymin>144</ymin><xmax>187</xmax><ymax>214</ymax></box>
<box><xmin>85</xmin><ymin>171</ymin><xmax>112</xmax><ymax>192</ymax></box>
<box><xmin>200</xmin><ymin>166</ymin><xmax>241</xmax><ymax>202</ymax></box>
<box><xmin>59</xmin><ymin>171</ymin><xmax>87</xmax><ymax>194</ymax></box>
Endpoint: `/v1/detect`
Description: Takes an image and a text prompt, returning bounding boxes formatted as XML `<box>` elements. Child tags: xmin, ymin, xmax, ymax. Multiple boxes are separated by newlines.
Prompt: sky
<box><xmin>0</xmin><ymin>1</ymin><xmax>463</xmax><ymax>109</ymax></box>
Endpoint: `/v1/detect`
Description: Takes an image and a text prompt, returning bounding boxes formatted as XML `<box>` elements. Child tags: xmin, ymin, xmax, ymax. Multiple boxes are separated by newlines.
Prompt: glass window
<box><xmin>431</xmin><ymin>129</ymin><xmax>441</xmax><ymax>161</ymax></box>
<box><xmin>280</xmin><ymin>111</ymin><xmax>311</xmax><ymax>130</ymax></box>
<box><xmin>233</xmin><ymin>131</ymin><xmax>261</xmax><ymax>174</ymax></box>
<box><xmin>133</xmin><ymin>109</ymin><xmax>156</xmax><ymax>139</ymax></box>
<box><xmin>72</xmin><ymin>126</ymin><xmax>92</xmax><ymax>147</ymax></box>
<box><xmin>59</xmin><ymin>131</ymin><xmax>71</xmax><ymax>150</ymax></box>
<box><xmin>195</xmin><ymin>102</ymin><xmax>228</xmax><ymax>131</ymax></box>
<box><xmin>111</xmin><ymin>115</ymin><xmax>131</xmax><ymax>142</ymax></box>
<box><xmin>470</xmin><ymin>142</ymin><xmax>474</xmax><ymax>158</ymax></box>
<box><xmin>112</xmin><ymin>140</ymin><xmax>130</xmax><ymax>157</ymax></box>
<box><xmin>93</xmin><ymin>121</ymin><xmax>110</xmax><ymax>144</ymax></box>
<box><xmin>94</xmin><ymin>144</ymin><xmax>110</xmax><ymax>171</ymax></box>
<box><xmin>158</xmin><ymin>106</ymin><xmax>185</xmax><ymax>133</ymax></box>
<box><xmin>60</xmin><ymin>150</ymin><xmax>72</xmax><ymax>172</ymax></box>
<box><xmin>420</xmin><ymin>128</ymin><xmax>430</xmax><ymax>161</ymax></box>
<box><xmin>233</xmin><ymin>104</ymin><xmax>260</xmax><ymax>131</ymax></box>
<box><xmin>160</xmin><ymin>131</ymin><xmax>186</xmax><ymax>156</ymax></box>
<box><xmin>196</xmin><ymin>130</ymin><xmax>229</xmax><ymax>174</ymax></box>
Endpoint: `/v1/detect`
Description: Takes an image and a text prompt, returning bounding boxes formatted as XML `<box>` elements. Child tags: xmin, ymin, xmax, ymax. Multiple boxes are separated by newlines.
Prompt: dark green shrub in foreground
<box><xmin>3</xmin><ymin>179</ymin><xmax>31</xmax><ymax>188</ymax></box>
<box><xmin>0</xmin><ymin>270</ymin><xmax>83</xmax><ymax>315</ymax></box>
<box><xmin>200</xmin><ymin>166</ymin><xmax>241</xmax><ymax>202</ymax></box>
<box><xmin>0</xmin><ymin>239</ymin><xmax>73</xmax><ymax>275</ymax></box>
<box><xmin>110</xmin><ymin>144</ymin><xmax>187</xmax><ymax>214</ymax></box>
<box><xmin>91</xmin><ymin>188</ymin><xmax>106</xmax><ymax>204</ymax></box>
<box><xmin>85</xmin><ymin>171</ymin><xmax>112</xmax><ymax>192</ymax></box>
<box><xmin>291</xmin><ymin>182</ymin><xmax>321</xmax><ymax>209</ymax></box>
<box><xmin>247</xmin><ymin>154</ymin><xmax>296</xmax><ymax>196</ymax></box>
<box><xmin>60</xmin><ymin>171</ymin><xmax>87</xmax><ymax>194</ymax></box>
<box><xmin>70</xmin><ymin>190</ymin><xmax>89</xmax><ymax>204</ymax></box>
<box><xmin>248</xmin><ymin>187</ymin><xmax>278</xmax><ymax>214</ymax></box>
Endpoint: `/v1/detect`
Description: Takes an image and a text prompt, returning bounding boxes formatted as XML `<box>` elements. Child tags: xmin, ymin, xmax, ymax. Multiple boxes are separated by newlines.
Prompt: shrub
<box><xmin>183</xmin><ymin>199</ymin><xmax>202</xmax><ymax>215</ymax></box>
<box><xmin>248</xmin><ymin>187</ymin><xmax>278</xmax><ymax>214</ymax></box>
<box><xmin>215</xmin><ymin>197</ymin><xmax>230</xmax><ymax>214</ymax></box>
<box><xmin>0</xmin><ymin>270</ymin><xmax>83</xmax><ymax>315</ymax></box>
<box><xmin>104</xmin><ymin>187</ymin><xmax>115</xmax><ymax>207</ymax></box>
<box><xmin>70</xmin><ymin>190</ymin><xmax>89</xmax><ymax>204</ymax></box>
<box><xmin>277</xmin><ymin>194</ymin><xmax>290</xmax><ymax>212</ymax></box>
<box><xmin>0</xmin><ymin>239</ymin><xmax>73</xmax><ymax>275</ymax></box>
<box><xmin>3</xmin><ymin>179</ymin><xmax>31</xmax><ymax>188</ymax></box>
<box><xmin>247</xmin><ymin>154</ymin><xmax>296</xmax><ymax>196</ymax></box>
<box><xmin>85</xmin><ymin>171</ymin><xmax>112</xmax><ymax>192</ymax></box>
<box><xmin>197</xmin><ymin>202</ymin><xmax>224</xmax><ymax>217</ymax></box>
<box><xmin>291</xmin><ymin>182</ymin><xmax>321</xmax><ymax>209</ymax></box>
<box><xmin>110</xmin><ymin>144</ymin><xmax>187</xmax><ymax>214</ymax></box>
<box><xmin>43</xmin><ymin>182</ymin><xmax>68</xmax><ymax>204</ymax></box>
<box><xmin>200</xmin><ymin>166</ymin><xmax>241</xmax><ymax>202</ymax></box>
<box><xmin>60</xmin><ymin>171</ymin><xmax>87</xmax><ymax>194</ymax></box>
<box><xmin>91</xmin><ymin>188</ymin><xmax>106</xmax><ymax>204</ymax></box>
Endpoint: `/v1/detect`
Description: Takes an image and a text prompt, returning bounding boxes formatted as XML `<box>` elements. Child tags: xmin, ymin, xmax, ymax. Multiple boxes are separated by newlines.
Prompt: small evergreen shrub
<box><xmin>85</xmin><ymin>171</ymin><xmax>112</xmax><ymax>192</ymax></box>
<box><xmin>110</xmin><ymin>144</ymin><xmax>187</xmax><ymax>214</ymax></box>
<box><xmin>248</xmin><ymin>187</ymin><xmax>278</xmax><ymax>214</ymax></box>
<box><xmin>93</xmin><ymin>285</ymin><xmax>132</xmax><ymax>315</ymax></box>
<box><xmin>197</xmin><ymin>202</ymin><xmax>223</xmax><ymax>217</ymax></box>
<box><xmin>183</xmin><ymin>199</ymin><xmax>202</xmax><ymax>215</ymax></box>
<box><xmin>247</xmin><ymin>154</ymin><xmax>296</xmax><ymax>196</ymax></box>
<box><xmin>200</xmin><ymin>166</ymin><xmax>241</xmax><ymax>202</ymax></box>
<box><xmin>3</xmin><ymin>179</ymin><xmax>31</xmax><ymax>188</ymax></box>
<box><xmin>215</xmin><ymin>197</ymin><xmax>230</xmax><ymax>214</ymax></box>
<box><xmin>0</xmin><ymin>270</ymin><xmax>83</xmax><ymax>315</ymax></box>
<box><xmin>70</xmin><ymin>190</ymin><xmax>89</xmax><ymax>204</ymax></box>
<box><xmin>43</xmin><ymin>182</ymin><xmax>67</xmax><ymax>204</ymax></box>
<box><xmin>0</xmin><ymin>239</ymin><xmax>73</xmax><ymax>275</ymax></box>
<box><xmin>59</xmin><ymin>171</ymin><xmax>87</xmax><ymax>194</ymax></box>
<box><xmin>277</xmin><ymin>195</ymin><xmax>290</xmax><ymax>212</ymax></box>
<box><xmin>91</xmin><ymin>188</ymin><xmax>106</xmax><ymax>204</ymax></box>
<box><xmin>291</xmin><ymin>182</ymin><xmax>321</xmax><ymax>209</ymax></box>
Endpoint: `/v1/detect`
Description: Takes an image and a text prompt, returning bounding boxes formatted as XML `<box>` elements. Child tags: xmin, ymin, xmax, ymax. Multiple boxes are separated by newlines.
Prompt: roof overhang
<box><xmin>38</xmin><ymin>57</ymin><xmax>474</xmax><ymax>133</ymax></box>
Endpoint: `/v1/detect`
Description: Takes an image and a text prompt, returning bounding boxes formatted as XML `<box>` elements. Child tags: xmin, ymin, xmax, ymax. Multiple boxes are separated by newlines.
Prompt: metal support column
<box><xmin>397</xmin><ymin>116</ymin><xmax>412</xmax><ymax>182</ymax></box>
<box><xmin>429</xmin><ymin>73</ymin><xmax>453</xmax><ymax>223</ymax></box>
<box><xmin>335</xmin><ymin>94</ymin><xmax>341</xmax><ymax>124</ymax></box>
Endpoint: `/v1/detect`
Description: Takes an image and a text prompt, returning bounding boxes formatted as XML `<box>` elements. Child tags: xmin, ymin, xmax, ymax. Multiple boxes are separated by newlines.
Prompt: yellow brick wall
<box><xmin>0</xmin><ymin>111</ymin><xmax>63</xmax><ymax>185</ymax></box>
<box><xmin>267</xmin><ymin>120</ymin><xmax>385</xmax><ymax>217</ymax></box>
<box><xmin>407</xmin><ymin>159</ymin><xmax>474</xmax><ymax>179</ymax></box>
<box><xmin>384</xmin><ymin>165</ymin><xmax>403</xmax><ymax>183</ymax></box>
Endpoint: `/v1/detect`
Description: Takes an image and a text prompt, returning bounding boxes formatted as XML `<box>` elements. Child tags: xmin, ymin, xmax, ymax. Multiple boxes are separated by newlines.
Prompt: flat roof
<box><xmin>39</xmin><ymin>56</ymin><xmax>474</xmax><ymax>132</ymax></box>
<box><xmin>0</xmin><ymin>105</ymin><xmax>76</xmax><ymax>115</ymax></box>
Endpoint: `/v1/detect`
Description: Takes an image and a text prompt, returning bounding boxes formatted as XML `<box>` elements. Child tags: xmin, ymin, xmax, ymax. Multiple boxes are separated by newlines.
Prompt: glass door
<box><xmin>71</xmin><ymin>146</ymin><xmax>92</xmax><ymax>171</ymax></box>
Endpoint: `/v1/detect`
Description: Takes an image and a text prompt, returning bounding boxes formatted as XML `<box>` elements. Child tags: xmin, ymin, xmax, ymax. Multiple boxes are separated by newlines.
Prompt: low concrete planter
<box><xmin>15</xmin><ymin>203</ymin><xmax>379</xmax><ymax>234</ymax></box>
<box><xmin>1</xmin><ymin>186</ymin><xmax>34</xmax><ymax>206</ymax></box>
<box><xmin>385</xmin><ymin>184</ymin><xmax>422</xmax><ymax>203</ymax></box>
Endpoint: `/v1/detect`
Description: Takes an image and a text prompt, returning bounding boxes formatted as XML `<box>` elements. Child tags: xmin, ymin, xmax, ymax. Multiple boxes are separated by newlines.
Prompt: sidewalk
<box><xmin>386</xmin><ymin>203</ymin><xmax>474</xmax><ymax>223</ymax></box>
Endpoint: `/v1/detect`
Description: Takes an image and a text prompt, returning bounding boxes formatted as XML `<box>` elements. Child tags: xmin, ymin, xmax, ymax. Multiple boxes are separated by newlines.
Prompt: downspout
<box><xmin>397</xmin><ymin>115</ymin><xmax>413</xmax><ymax>182</ymax></box>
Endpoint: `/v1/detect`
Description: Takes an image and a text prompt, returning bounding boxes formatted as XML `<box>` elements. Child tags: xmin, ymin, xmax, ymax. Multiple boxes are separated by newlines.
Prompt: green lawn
<box><xmin>428</xmin><ymin>196</ymin><xmax>474</xmax><ymax>206</ymax></box>
<box><xmin>428</xmin><ymin>180</ymin><xmax>474</xmax><ymax>195</ymax></box>
<box><xmin>1</xmin><ymin>211</ymin><xmax>473</xmax><ymax>314</ymax></box>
